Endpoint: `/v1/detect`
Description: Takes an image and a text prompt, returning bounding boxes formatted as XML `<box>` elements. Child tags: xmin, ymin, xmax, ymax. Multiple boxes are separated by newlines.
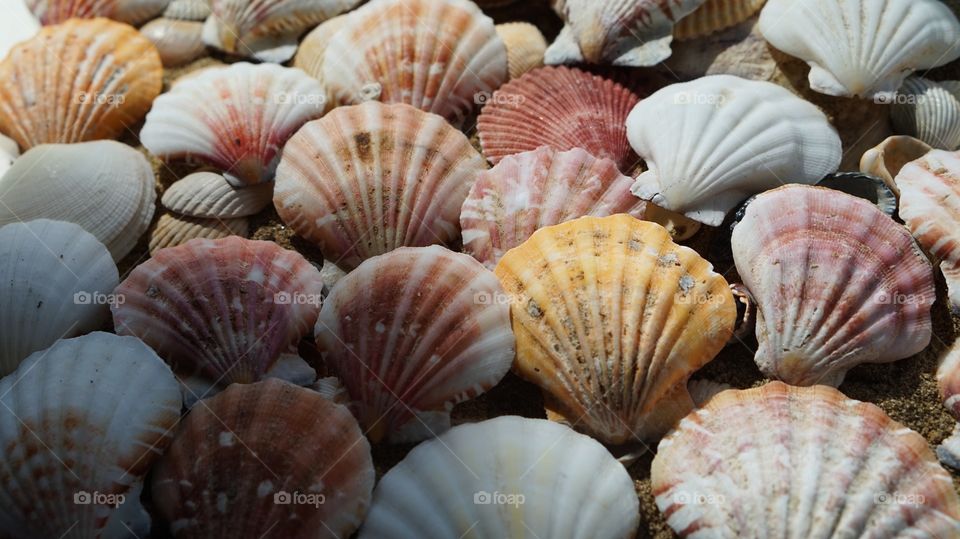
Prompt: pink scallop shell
<box><xmin>476</xmin><ymin>66</ymin><xmax>640</xmax><ymax>171</ymax></box>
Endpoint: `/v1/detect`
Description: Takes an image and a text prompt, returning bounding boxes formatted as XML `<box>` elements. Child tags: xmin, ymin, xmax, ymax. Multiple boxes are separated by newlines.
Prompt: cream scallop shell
<box><xmin>653</xmin><ymin>382</ymin><xmax>960</xmax><ymax>538</ymax></box>
<box><xmin>161</xmin><ymin>172</ymin><xmax>273</xmax><ymax>219</ymax></box>
<box><xmin>496</xmin><ymin>22</ymin><xmax>547</xmax><ymax>79</ymax></box>
<box><xmin>148</xmin><ymin>213</ymin><xmax>250</xmax><ymax>254</ymax></box>
<box><xmin>626</xmin><ymin>75</ymin><xmax>842</xmax><ymax>226</ymax></box>
<box><xmin>674</xmin><ymin>0</ymin><xmax>766</xmax><ymax>40</ymax></box>
<box><xmin>26</xmin><ymin>0</ymin><xmax>169</xmax><ymax>25</ymax></box>
<box><xmin>322</xmin><ymin>0</ymin><xmax>509</xmax><ymax>125</ymax></box>
<box><xmin>359</xmin><ymin>416</ymin><xmax>639</xmax><ymax>539</ymax></box>
<box><xmin>891</xmin><ymin>77</ymin><xmax>960</xmax><ymax>151</ymax></box>
<box><xmin>860</xmin><ymin>136</ymin><xmax>932</xmax><ymax>197</ymax></box>
<box><xmin>0</xmin><ymin>141</ymin><xmax>156</xmax><ymax>261</ymax></box>
<box><xmin>164</xmin><ymin>0</ymin><xmax>208</xmax><ymax>20</ymax></box>
<box><xmin>0</xmin><ymin>332</ymin><xmax>182</xmax><ymax>539</ymax></box>
<box><xmin>291</xmin><ymin>14</ymin><xmax>349</xmax><ymax>85</ymax></box>
<box><xmin>140</xmin><ymin>18</ymin><xmax>206</xmax><ymax>67</ymax></box>
<box><xmin>758</xmin><ymin>0</ymin><xmax>960</xmax><ymax>99</ymax></box>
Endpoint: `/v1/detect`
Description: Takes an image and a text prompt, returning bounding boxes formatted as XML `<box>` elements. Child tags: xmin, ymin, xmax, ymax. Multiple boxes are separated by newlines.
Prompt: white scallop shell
<box><xmin>626</xmin><ymin>75</ymin><xmax>842</xmax><ymax>226</ymax></box>
<box><xmin>758</xmin><ymin>0</ymin><xmax>960</xmax><ymax>99</ymax></box>
<box><xmin>161</xmin><ymin>172</ymin><xmax>273</xmax><ymax>218</ymax></box>
<box><xmin>0</xmin><ymin>141</ymin><xmax>156</xmax><ymax>261</ymax></box>
<box><xmin>0</xmin><ymin>332</ymin><xmax>182</xmax><ymax>539</ymax></box>
<box><xmin>140</xmin><ymin>18</ymin><xmax>206</xmax><ymax>67</ymax></box>
<box><xmin>891</xmin><ymin>77</ymin><xmax>960</xmax><ymax>151</ymax></box>
<box><xmin>163</xmin><ymin>0</ymin><xmax>208</xmax><ymax>19</ymax></box>
<box><xmin>359</xmin><ymin>416</ymin><xmax>639</xmax><ymax>539</ymax></box>
<box><xmin>0</xmin><ymin>220</ymin><xmax>118</xmax><ymax>376</ymax></box>
<box><xmin>0</xmin><ymin>133</ymin><xmax>17</xmax><ymax>177</ymax></box>
<box><xmin>0</xmin><ymin>0</ymin><xmax>39</xmax><ymax>62</ymax></box>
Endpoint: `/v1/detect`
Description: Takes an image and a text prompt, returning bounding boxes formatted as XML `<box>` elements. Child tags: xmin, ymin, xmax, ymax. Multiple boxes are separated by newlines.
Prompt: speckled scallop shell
<box><xmin>152</xmin><ymin>379</ymin><xmax>374</xmax><ymax>539</ymax></box>
<box><xmin>496</xmin><ymin>22</ymin><xmax>547</xmax><ymax>79</ymax></box>
<box><xmin>141</xmin><ymin>63</ymin><xmax>327</xmax><ymax>187</ymax></box>
<box><xmin>896</xmin><ymin>150</ymin><xmax>960</xmax><ymax>310</ymax></box>
<box><xmin>148</xmin><ymin>213</ymin><xmax>249</xmax><ymax>254</ymax></box>
<box><xmin>461</xmin><ymin>146</ymin><xmax>648</xmax><ymax>269</ymax></box>
<box><xmin>0</xmin><ymin>141</ymin><xmax>156</xmax><ymax>261</ymax></box>
<box><xmin>545</xmin><ymin>0</ymin><xmax>708</xmax><ymax>66</ymax></box>
<box><xmin>359</xmin><ymin>417</ymin><xmax>639</xmax><ymax>539</ymax></box>
<box><xmin>732</xmin><ymin>185</ymin><xmax>935</xmax><ymax>387</ymax></box>
<box><xmin>113</xmin><ymin>236</ymin><xmax>325</xmax><ymax>386</ymax></box>
<box><xmin>626</xmin><ymin>75</ymin><xmax>842</xmax><ymax>226</ymax></box>
<box><xmin>891</xmin><ymin>77</ymin><xmax>960</xmax><ymax>151</ymax></box>
<box><xmin>0</xmin><ymin>220</ymin><xmax>118</xmax><ymax>376</ymax></box>
<box><xmin>477</xmin><ymin>66</ymin><xmax>640</xmax><ymax>171</ymax></box>
<box><xmin>0</xmin><ymin>18</ymin><xmax>162</xmax><ymax>150</ymax></box>
<box><xmin>26</xmin><ymin>0</ymin><xmax>169</xmax><ymax>25</ymax></box>
<box><xmin>323</xmin><ymin>0</ymin><xmax>509</xmax><ymax>125</ymax></box>
<box><xmin>140</xmin><ymin>18</ymin><xmax>206</xmax><ymax>67</ymax></box>
<box><xmin>674</xmin><ymin>0</ymin><xmax>766</xmax><ymax>40</ymax></box>
<box><xmin>0</xmin><ymin>332</ymin><xmax>182</xmax><ymax>539</ymax></box>
<box><xmin>315</xmin><ymin>246</ymin><xmax>515</xmax><ymax>443</ymax></box>
<box><xmin>274</xmin><ymin>101</ymin><xmax>485</xmax><ymax>271</ymax></box>
<box><xmin>759</xmin><ymin>0</ymin><xmax>960</xmax><ymax>99</ymax></box>
<box><xmin>653</xmin><ymin>382</ymin><xmax>960</xmax><ymax>538</ymax></box>
<box><xmin>860</xmin><ymin>136</ymin><xmax>932</xmax><ymax>197</ymax></box>
<box><xmin>162</xmin><ymin>172</ymin><xmax>273</xmax><ymax>219</ymax></box>
<box><xmin>202</xmin><ymin>0</ymin><xmax>361</xmax><ymax>62</ymax></box>
<box><xmin>937</xmin><ymin>341</ymin><xmax>960</xmax><ymax>468</ymax></box>
<box><xmin>495</xmin><ymin>215</ymin><xmax>736</xmax><ymax>444</ymax></box>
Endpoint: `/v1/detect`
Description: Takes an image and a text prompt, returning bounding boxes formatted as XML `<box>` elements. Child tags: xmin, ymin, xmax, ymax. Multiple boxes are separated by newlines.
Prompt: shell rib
<box><xmin>626</xmin><ymin>75</ymin><xmax>842</xmax><ymax>226</ymax></box>
<box><xmin>732</xmin><ymin>185</ymin><xmax>935</xmax><ymax>387</ymax></box>
<box><xmin>496</xmin><ymin>22</ymin><xmax>547</xmax><ymax>79</ymax></box>
<box><xmin>495</xmin><ymin>215</ymin><xmax>736</xmax><ymax>444</ymax></box>
<box><xmin>315</xmin><ymin>246</ymin><xmax>515</xmax><ymax>443</ymax></box>
<box><xmin>0</xmin><ymin>332</ymin><xmax>182</xmax><ymax>539</ymax></box>
<box><xmin>112</xmin><ymin>237</ymin><xmax>325</xmax><ymax>387</ymax></box>
<box><xmin>477</xmin><ymin>66</ymin><xmax>640</xmax><ymax>171</ymax></box>
<box><xmin>758</xmin><ymin>0</ymin><xmax>960</xmax><ymax>99</ymax></box>
<box><xmin>896</xmin><ymin>150</ymin><xmax>960</xmax><ymax>310</ymax></box>
<box><xmin>461</xmin><ymin>146</ymin><xmax>649</xmax><ymax>269</ymax></box>
<box><xmin>891</xmin><ymin>77</ymin><xmax>960</xmax><ymax>151</ymax></box>
<box><xmin>860</xmin><ymin>136</ymin><xmax>932</xmax><ymax>197</ymax></box>
<box><xmin>322</xmin><ymin>0</ymin><xmax>509</xmax><ymax>125</ymax></box>
<box><xmin>152</xmin><ymin>379</ymin><xmax>375</xmax><ymax>539</ymax></box>
<box><xmin>359</xmin><ymin>417</ymin><xmax>639</xmax><ymax>539</ymax></box>
<box><xmin>0</xmin><ymin>18</ymin><xmax>162</xmax><ymax>150</ymax></box>
<box><xmin>274</xmin><ymin>101</ymin><xmax>485</xmax><ymax>271</ymax></box>
<box><xmin>161</xmin><ymin>172</ymin><xmax>273</xmax><ymax>219</ymax></box>
<box><xmin>141</xmin><ymin>63</ymin><xmax>327</xmax><ymax>187</ymax></box>
<box><xmin>674</xmin><ymin>0</ymin><xmax>766</xmax><ymax>40</ymax></box>
<box><xmin>26</xmin><ymin>0</ymin><xmax>169</xmax><ymax>25</ymax></box>
<box><xmin>148</xmin><ymin>213</ymin><xmax>250</xmax><ymax>254</ymax></box>
<box><xmin>653</xmin><ymin>382</ymin><xmax>960</xmax><ymax>538</ymax></box>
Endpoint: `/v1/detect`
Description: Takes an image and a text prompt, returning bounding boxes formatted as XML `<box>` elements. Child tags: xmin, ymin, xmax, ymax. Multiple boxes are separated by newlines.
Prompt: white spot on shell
<box><xmin>219</xmin><ymin>432</ymin><xmax>235</xmax><ymax>447</ymax></box>
<box><xmin>257</xmin><ymin>480</ymin><xmax>273</xmax><ymax>497</ymax></box>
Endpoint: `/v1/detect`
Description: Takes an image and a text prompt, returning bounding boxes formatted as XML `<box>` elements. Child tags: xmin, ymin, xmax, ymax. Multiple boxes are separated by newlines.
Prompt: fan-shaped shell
<box><xmin>860</xmin><ymin>136</ymin><xmax>932</xmax><ymax>197</ymax></box>
<box><xmin>0</xmin><ymin>332</ymin><xmax>182</xmax><ymax>539</ymax></box>
<box><xmin>461</xmin><ymin>146</ymin><xmax>649</xmax><ymax>269</ymax></box>
<box><xmin>891</xmin><ymin>77</ymin><xmax>960</xmax><ymax>151</ymax></box>
<box><xmin>274</xmin><ymin>101</ymin><xmax>485</xmax><ymax>271</ymax></box>
<box><xmin>545</xmin><ymin>0</ymin><xmax>708</xmax><ymax>66</ymax></box>
<box><xmin>162</xmin><ymin>172</ymin><xmax>273</xmax><ymax>219</ymax></box>
<box><xmin>674</xmin><ymin>0</ymin><xmax>766</xmax><ymax>40</ymax></box>
<box><xmin>152</xmin><ymin>379</ymin><xmax>374</xmax><ymax>539</ymax></box>
<box><xmin>0</xmin><ymin>141</ymin><xmax>156</xmax><ymax>261</ymax></box>
<box><xmin>496</xmin><ymin>22</ymin><xmax>547</xmax><ymax>79</ymax></box>
<box><xmin>26</xmin><ymin>0</ymin><xmax>169</xmax><ymax>25</ymax></box>
<box><xmin>164</xmin><ymin>0</ymin><xmax>207</xmax><ymax>19</ymax></box>
<box><xmin>202</xmin><ymin>0</ymin><xmax>361</xmax><ymax>62</ymax></box>
<box><xmin>477</xmin><ymin>66</ymin><xmax>640</xmax><ymax>171</ymax></box>
<box><xmin>315</xmin><ymin>246</ymin><xmax>515</xmax><ymax>443</ymax></box>
<box><xmin>148</xmin><ymin>213</ymin><xmax>249</xmax><ymax>254</ymax></box>
<box><xmin>653</xmin><ymin>382</ymin><xmax>960</xmax><ymax>538</ymax></box>
<box><xmin>758</xmin><ymin>0</ymin><xmax>960</xmax><ymax>99</ymax></box>
<box><xmin>0</xmin><ymin>18</ymin><xmax>162</xmax><ymax>150</ymax></box>
<box><xmin>626</xmin><ymin>75</ymin><xmax>842</xmax><ymax>226</ymax></box>
<box><xmin>0</xmin><ymin>220</ymin><xmax>118</xmax><ymax>376</ymax></box>
<box><xmin>732</xmin><ymin>185</ymin><xmax>935</xmax><ymax>387</ymax></box>
<box><xmin>359</xmin><ymin>416</ymin><xmax>639</xmax><ymax>539</ymax></box>
<box><xmin>896</xmin><ymin>150</ymin><xmax>960</xmax><ymax>310</ymax></box>
<box><xmin>291</xmin><ymin>14</ymin><xmax>349</xmax><ymax>84</ymax></box>
<box><xmin>140</xmin><ymin>18</ymin><xmax>206</xmax><ymax>67</ymax></box>
<box><xmin>495</xmin><ymin>215</ymin><xmax>736</xmax><ymax>444</ymax></box>
<box><xmin>113</xmin><ymin>236</ymin><xmax>325</xmax><ymax>386</ymax></box>
<box><xmin>141</xmin><ymin>63</ymin><xmax>327</xmax><ymax>187</ymax></box>
<box><xmin>322</xmin><ymin>0</ymin><xmax>509</xmax><ymax>125</ymax></box>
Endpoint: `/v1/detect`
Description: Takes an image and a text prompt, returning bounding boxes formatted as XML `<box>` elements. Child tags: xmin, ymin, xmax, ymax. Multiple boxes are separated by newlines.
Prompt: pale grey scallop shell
<box><xmin>148</xmin><ymin>212</ymin><xmax>249</xmax><ymax>254</ymax></box>
<box><xmin>161</xmin><ymin>172</ymin><xmax>273</xmax><ymax>218</ymax></box>
<box><xmin>140</xmin><ymin>18</ymin><xmax>206</xmax><ymax>67</ymax></box>
<box><xmin>891</xmin><ymin>76</ymin><xmax>960</xmax><ymax>150</ymax></box>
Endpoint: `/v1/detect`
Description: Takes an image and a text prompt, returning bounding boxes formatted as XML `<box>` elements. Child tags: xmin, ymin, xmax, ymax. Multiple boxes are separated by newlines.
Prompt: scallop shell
<box><xmin>758</xmin><ymin>0</ymin><xmax>960</xmax><ymax>99</ymax></box>
<box><xmin>477</xmin><ymin>66</ymin><xmax>640</xmax><ymax>171</ymax></box>
<box><xmin>674</xmin><ymin>0</ymin><xmax>766</xmax><ymax>40</ymax></box>
<box><xmin>860</xmin><ymin>136</ymin><xmax>932</xmax><ymax>197</ymax></box>
<box><xmin>152</xmin><ymin>379</ymin><xmax>374</xmax><ymax>539</ymax></box>
<box><xmin>148</xmin><ymin>213</ymin><xmax>250</xmax><ymax>254</ymax></box>
<box><xmin>896</xmin><ymin>150</ymin><xmax>960</xmax><ymax>310</ymax></box>
<box><xmin>545</xmin><ymin>0</ymin><xmax>708</xmax><ymax>67</ymax></box>
<box><xmin>890</xmin><ymin>77</ymin><xmax>960</xmax><ymax>151</ymax></box>
<box><xmin>113</xmin><ymin>236</ymin><xmax>325</xmax><ymax>386</ymax></box>
<box><xmin>315</xmin><ymin>246</ymin><xmax>515</xmax><ymax>443</ymax></box>
<box><xmin>0</xmin><ymin>220</ymin><xmax>118</xmax><ymax>376</ymax></box>
<box><xmin>140</xmin><ymin>18</ymin><xmax>206</xmax><ymax>67</ymax></box>
<box><xmin>163</xmin><ymin>0</ymin><xmax>208</xmax><ymax>20</ymax></box>
<box><xmin>141</xmin><ymin>63</ymin><xmax>326</xmax><ymax>187</ymax></box>
<box><xmin>0</xmin><ymin>332</ymin><xmax>182</xmax><ymax>539</ymax></box>
<box><xmin>26</xmin><ymin>0</ymin><xmax>169</xmax><ymax>25</ymax></box>
<box><xmin>937</xmin><ymin>341</ymin><xmax>960</xmax><ymax>468</ymax></box>
<box><xmin>202</xmin><ymin>0</ymin><xmax>361</xmax><ymax>62</ymax></box>
<box><xmin>0</xmin><ymin>18</ymin><xmax>162</xmax><ymax>150</ymax></box>
<box><xmin>461</xmin><ymin>146</ymin><xmax>649</xmax><ymax>269</ymax></box>
<box><xmin>291</xmin><ymin>14</ymin><xmax>349</xmax><ymax>84</ymax></box>
<box><xmin>274</xmin><ymin>101</ymin><xmax>485</xmax><ymax>271</ymax></box>
<box><xmin>626</xmin><ymin>75</ymin><xmax>842</xmax><ymax>226</ymax></box>
<box><xmin>0</xmin><ymin>0</ymin><xmax>39</xmax><ymax>63</ymax></box>
<box><xmin>162</xmin><ymin>172</ymin><xmax>273</xmax><ymax>219</ymax></box>
<box><xmin>495</xmin><ymin>215</ymin><xmax>736</xmax><ymax>444</ymax></box>
<box><xmin>496</xmin><ymin>22</ymin><xmax>547</xmax><ymax>79</ymax></box>
<box><xmin>653</xmin><ymin>382</ymin><xmax>960</xmax><ymax>538</ymax></box>
<box><xmin>0</xmin><ymin>141</ymin><xmax>156</xmax><ymax>261</ymax></box>
<box><xmin>732</xmin><ymin>185</ymin><xmax>935</xmax><ymax>386</ymax></box>
<box><xmin>359</xmin><ymin>416</ymin><xmax>639</xmax><ymax>539</ymax></box>
<box><xmin>322</xmin><ymin>0</ymin><xmax>509</xmax><ymax>125</ymax></box>
<box><xmin>0</xmin><ymin>134</ymin><xmax>18</xmax><ymax>177</ymax></box>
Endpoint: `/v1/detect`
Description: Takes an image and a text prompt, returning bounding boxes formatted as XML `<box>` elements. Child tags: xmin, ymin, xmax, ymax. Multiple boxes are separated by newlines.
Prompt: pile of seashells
<box><xmin>3</xmin><ymin>0</ymin><xmax>960</xmax><ymax>537</ymax></box>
